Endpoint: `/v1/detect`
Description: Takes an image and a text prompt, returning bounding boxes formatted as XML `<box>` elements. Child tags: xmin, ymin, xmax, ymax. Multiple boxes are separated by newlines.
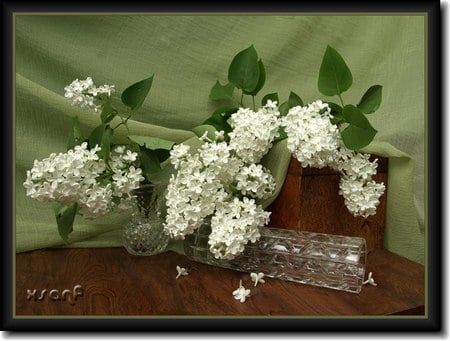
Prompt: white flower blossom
<box><xmin>175</xmin><ymin>265</ymin><xmax>190</xmax><ymax>279</ymax></box>
<box><xmin>232</xmin><ymin>280</ymin><xmax>251</xmax><ymax>303</ymax></box>
<box><xmin>281</xmin><ymin>100</ymin><xmax>341</xmax><ymax>169</ymax></box>
<box><xmin>363</xmin><ymin>272</ymin><xmax>377</xmax><ymax>286</ymax></box>
<box><xmin>339</xmin><ymin>177</ymin><xmax>385</xmax><ymax>218</ymax></box>
<box><xmin>337</xmin><ymin>151</ymin><xmax>378</xmax><ymax>181</ymax></box>
<box><xmin>235</xmin><ymin>164</ymin><xmax>276</xmax><ymax>200</ymax></box>
<box><xmin>228</xmin><ymin>100</ymin><xmax>281</xmax><ymax>163</ymax></box>
<box><xmin>208</xmin><ymin>197</ymin><xmax>270</xmax><ymax>260</ymax></box>
<box><xmin>163</xmin><ymin>104</ymin><xmax>278</xmax><ymax>259</ymax></box>
<box><xmin>23</xmin><ymin>142</ymin><xmax>144</xmax><ymax>219</ymax></box>
<box><xmin>281</xmin><ymin>100</ymin><xmax>385</xmax><ymax>218</ymax></box>
<box><xmin>250</xmin><ymin>272</ymin><xmax>265</xmax><ymax>287</ymax></box>
<box><xmin>64</xmin><ymin>77</ymin><xmax>115</xmax><ymax>113</ymax></box>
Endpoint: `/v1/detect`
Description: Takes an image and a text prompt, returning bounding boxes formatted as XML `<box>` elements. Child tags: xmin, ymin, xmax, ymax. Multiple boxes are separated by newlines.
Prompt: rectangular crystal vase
<box><xmin>183</xmin><ymin>226</ymin><xmax>366</xmax><ymax>293</ymax></box>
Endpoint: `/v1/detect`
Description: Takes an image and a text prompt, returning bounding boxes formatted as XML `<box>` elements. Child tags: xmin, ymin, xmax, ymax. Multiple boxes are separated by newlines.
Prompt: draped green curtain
<box><xmin>14</xmin><ymin>14</ymin><xmax>425</xmax><ymax>264</ymax></box>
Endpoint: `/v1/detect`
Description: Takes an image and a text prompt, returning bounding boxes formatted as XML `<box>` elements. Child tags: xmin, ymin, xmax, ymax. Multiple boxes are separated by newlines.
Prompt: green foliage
<box><xmin>88</xmin><ymin>124</ymin><xmax>105</xmax><ymax>149</ymax></box>
<box><xmin>288</xmin><ymin>91</ymin><xmax>303</xmax><ymax>108</ymax></box>
<box><xmin>279</xmin><ymin>101</ymin><xmax>290</xmax><ymax>116</ymax></box>
<box><xmin>128</xmin><ymin>135</ymin><xmax>175</xmax><ymax>178</ymax></box>
<box><xmin>273</xmin><ymin>126</ymin><xmax>287</xmax><ymax>142</ymax></box>
<box><xmin>192</xmin><ymin>124</ymin><xmax>219</xmax><ymax>140</ymax></box>
<box><xmin>318</xmin><ymin>45</ymin><xmax>353</xmax><ymax>97</ymax></box>
<box><xmin>128</xmin><ymin>135</ymin><xmax>175</xmax><ymax>151</ymax></box>
<box><xmin>209</xmin><ymin>81</ymin><xmax>235</xmax><ymax>101</ymax></box>
<box><xmin>53</xmin><ymin>202</ymin><xmax>78</xmax><ymax>243</ymax></box>
<box><xmin>208</xmin><ymin>46</ymin><xmax>266</xmax><ymax>120</ymax></box>
<box><xmin>262</xmin><ymin>93</ymin><xmax>279</xmax><ymax>105</ymax></box>
<box><xmin>326</xmin><ymin>102</ymin><xmax>343</xmax><ymax>116</ymax></box>
<box><xmin>139</xmin><ymin>147</ymin><xmax>163</xmax><ymax>175</ymax></box>
<box><xmin>100</xmin><ymin>99</ymin><xmax>117</xmax><ymax>123</ymax></box>
<box><xmin>317</xmin><ymin>46</ymin><xmax>382</xmax><ymax>150</ymax></box>
<box><xmin>99</xmin><ymin>126</ymin><xmax>114</xmax><ymax>162</ymax></box>
<box><xmin>67</xmin><ymin>116</ymin><xmax>83</xmax><ymax>150</ymax></box>
<box><xmin>243</xmin><ymin>59</ymin><xmax>266</xmax><ymax>96</ymax></box>
<box><xmin>203</xmin><ymin>111</ymin><xmax>234</xmax><ymax>134</ymax></box>
<box><xmin>325</xmin><ymin>102</ymin><xmax>345</xmax><ymax>124</ymax></box>
<box><xmin>357</xmin><ymin>85</ymin><xmax>383</xmax><ymax>114</ymax></box>
<box><xmin>228</xmin><ymin>45</ymin><xmax>260</xmax><ymax>93</ymax></box>
<box><xmin>88</xmin><ymin>124</ymin><xmax>114</xmax><ymax>162</ymax></box>
<box><xmin>341</xmin><ymin>105</ymin><xmax>377</xmax><ymax>150</ymax></box>
<box><xmin>121</xmin><ymin>75</ymin><xmax>154</xmax><ymax>112</ymax></box>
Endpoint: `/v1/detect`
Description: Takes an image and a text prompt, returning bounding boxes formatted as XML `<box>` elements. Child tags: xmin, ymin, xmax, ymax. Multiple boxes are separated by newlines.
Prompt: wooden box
<box><xmin>267</xmin><ymin>157</ymin><xmax>388</xmax><ymax>253</ymax></box>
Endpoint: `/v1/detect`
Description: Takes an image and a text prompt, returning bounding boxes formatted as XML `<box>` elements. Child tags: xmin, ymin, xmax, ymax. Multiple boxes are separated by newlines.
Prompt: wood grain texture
<box><xmin>15</xmin><ymin>247</ymin><xmax>424</xmax><ymax>316</ymax></box>
<box><xmin>268</xmin><ymin>157</ymin><xmax>388</xmax><ymax>253</ymax></box>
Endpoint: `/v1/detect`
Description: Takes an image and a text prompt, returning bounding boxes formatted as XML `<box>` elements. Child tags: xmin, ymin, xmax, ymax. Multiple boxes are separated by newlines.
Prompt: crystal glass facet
<box><xmin>122</xmin><ymin>184</ymin><xmax>169</xmax><ymax>256</ymax></box>
<box><xmin>184</xmin><ymin>224</ymin><xmax>366</xmax><ymax>293</ymax></box>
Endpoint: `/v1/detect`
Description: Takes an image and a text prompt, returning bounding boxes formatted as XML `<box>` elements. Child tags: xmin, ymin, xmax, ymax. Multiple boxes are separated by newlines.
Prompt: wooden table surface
<box><xmin>15</xmin><ymin>247</ymin><xmax>425</xmax><ymax>316</ymax></box>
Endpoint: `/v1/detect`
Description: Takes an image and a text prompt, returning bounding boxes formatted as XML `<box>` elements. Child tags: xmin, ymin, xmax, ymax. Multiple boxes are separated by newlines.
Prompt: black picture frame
<box><xmin>1</xmin><ymin>0</ymin><xmax>443</xmax><ymax>335</ymax></box>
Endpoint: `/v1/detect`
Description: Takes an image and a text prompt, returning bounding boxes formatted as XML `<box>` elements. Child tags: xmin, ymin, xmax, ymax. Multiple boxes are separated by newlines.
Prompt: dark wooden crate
<box><xmin>267</xmin><ymin>157</ymin><xmax>388</xmax><ymax>253</ymax></box>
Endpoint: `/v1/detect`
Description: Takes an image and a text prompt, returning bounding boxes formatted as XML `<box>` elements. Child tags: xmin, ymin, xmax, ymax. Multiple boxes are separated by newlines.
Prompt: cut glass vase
<box><xmin>122</xmin><ymin>184</ymin><xmax>169</xmax><ymax>256</ymax></box>
<box><xmin>183</xmin><ymin>224</ymin><xmax>366</xmax><ymax>293</ymax></box>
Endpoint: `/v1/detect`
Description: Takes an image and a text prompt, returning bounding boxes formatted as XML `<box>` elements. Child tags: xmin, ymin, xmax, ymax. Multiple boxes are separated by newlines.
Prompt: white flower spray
<box><xmin>163</xmin><ymin>101</ymin><xmax>280</xmax><ymax>260</ymax></box>
<box><xmin>23</xmin><ymin>142</ymin><xmax>144</xmax><ymax>220</ymax></box>
<box><xmin>281</xmin><ymin>100</ymin><xmax>385</xmax><ymax>218</ymax></box>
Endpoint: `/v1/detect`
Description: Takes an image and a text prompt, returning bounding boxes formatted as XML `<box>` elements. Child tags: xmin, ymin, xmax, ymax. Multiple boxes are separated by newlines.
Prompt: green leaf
<box><xmin>243</xmin><ymin>59</ymin><xmax>266</xmax><ymax>96</ymax></box>
<box><xmin>67</xmin><ymin>116</ymin><xmax>83</xmax><ymax>150</ymax></box>
<box><xmin>88</xmin><ymin>124</ymin><xmax>107</xmax><ymax>149</ymax></box>
<box><xmin>318</xmin><ymin>45</ymin><xmax>353</xmax><ymax>96</ymax></box>
<box><xmin>139</xmin><ymin>147</ymin><xmax>161</xmax><ymax>175</ymax></box>
<box><xmin>273</xmin><ymin>126</ymin><xmax>287</xmax><ymax>142</ymax></box>
<box><xmin>121</xmin><ymin>75</ymin><xmax>154</xmax><ymax>112</ymax></box>
<box><xmin>201</xmin><ymin>107</ymin><xmax>238</xmax><ymax>136</ymax></box>
<box><xmin>209</xmin><ymin>81</ymin><xmax>235</xmax><ymax>100</ymax></box>
<box><xmin>99</xmin><ymin>125</ymin><xmax>113</xmax><ymax>162</ymax></box>
<box><xmin>326</xmin><ymin>102</ymin><xmax>343</xmax><ymax>116</ymax></box>
<box><xmin>357</xmin><ymin>85</ymin><xmax>383</xmax><ymax>114</ymax></box>
<box><xmin>341</xmin><ymin>105</ymin><xmax>377</xmax><ymax>150</ymax></box>
<box><xmin>288</xmin><ymin>91</ymin><xmax>303</xmax><ymax>108</ymax></box>
<box><xmin>192</xmin><ymin>124</ymin><xmax>218</xmax><ymax>140</ymax></box>
<box><xmin>262</xmin><ymin>93</ymin><xmax>278</xmax><ymax>106</ymax></box>
<box><xmin>228</xmin><ymin>45</ymin><xmax>260</xmax><ymax>93</ymax></box>
<box><xmin>52</xmin><ymin>202</ymin><xmax>78</xmax><ymax>243</ymax></box>
<box><xmin>128</xmin><ymin>135</ymin><xmax>175</xmax><ymax>151</ymax></box>
<box><xmin>325</xmin><ymin>102</ymin><xmax>345</xmax><ymax>124</ymax></box>
<box><xmin>87</xmin><ymin>124</ymin><xmax>113</xmax><ymax>161</ymax></box>
<box><xmin>211</xmin><ymin>106</ymin><xmax>238</xmax><ymax>118</ymax></box>
<box><xmin>279</xmin><ymin>101</ymin><xmax>290</xmax><ymax>116</ymax></box>
<box><xmin>100</xmin><ymin>100</ymin><xmax>117</xmax><ymax>124</ymax></box>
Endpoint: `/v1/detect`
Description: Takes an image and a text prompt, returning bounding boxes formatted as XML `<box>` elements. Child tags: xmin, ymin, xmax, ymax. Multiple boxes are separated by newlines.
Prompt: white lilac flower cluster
<box><xmin>281</xmin><ymin>100</ymin><xmax>385</xmax><ymax>218</ymax></box>
<box><xmin>281</xmin><ymin>100</ymin><xmax>341</xmax><ymax>169</ymax></box>
<box><xmin>64</xmin><ymin>77</ymin><xmax>115</xmax><ymax>113</ymax></box>
<box><xmin>163</xmin><ymin>101</ymin><xmax>280</xmax><ymax>260</ymax></box>
<box><xmin>228</xmin><ymin>100</ymin><xmax>281</xmax><ymax>163</ymax></box>
<box><xmin>23</xmin><ymin>142</ymin><xmax>144</xmax><ymax>219</ymax></box>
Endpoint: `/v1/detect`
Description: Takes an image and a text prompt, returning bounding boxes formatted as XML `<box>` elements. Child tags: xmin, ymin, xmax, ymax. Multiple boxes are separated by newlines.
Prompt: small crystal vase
<box><xmin>122</xmin><ymin>184</ymin><xmax>169</xmax><ymax>256</ymax></box>
<box><xmin>183</xmin><ymin>223</ymin><xmax>367</xmax><ymax>293</ymax></box>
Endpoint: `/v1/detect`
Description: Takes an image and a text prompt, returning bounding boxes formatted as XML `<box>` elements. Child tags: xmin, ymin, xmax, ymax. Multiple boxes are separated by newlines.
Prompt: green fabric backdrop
<box><xmin>14</xmin><ymin>15</ymin><xmax>426</xmax><ymax>264</ymax></box>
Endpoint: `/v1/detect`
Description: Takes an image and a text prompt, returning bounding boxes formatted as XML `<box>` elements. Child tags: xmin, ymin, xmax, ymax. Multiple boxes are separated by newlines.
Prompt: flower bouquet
<box><xmin>24</xmin><ymin>45</ymin><xmax>385</xmax><ymax>293</ymax></box>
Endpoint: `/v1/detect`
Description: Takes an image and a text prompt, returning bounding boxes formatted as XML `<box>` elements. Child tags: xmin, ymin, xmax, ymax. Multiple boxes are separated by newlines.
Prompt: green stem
<box><xmin>112</xmin><ymin>114</ymin><xmax>131</xmax><ymax>133</ymax></box>
<box><xmin>252</xmin><ymin>96</ymin><xmax>255</xmax><ymax>111</ymax></box>
<box><xmin>240</xmin><ymin>91</ymin><xmax>244</xmax><ymax>107</ymax></box>
<box><xmin>337</xmin><ymin>93</ymin><xmax>345</xmax><ymax>107</ymax></box>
